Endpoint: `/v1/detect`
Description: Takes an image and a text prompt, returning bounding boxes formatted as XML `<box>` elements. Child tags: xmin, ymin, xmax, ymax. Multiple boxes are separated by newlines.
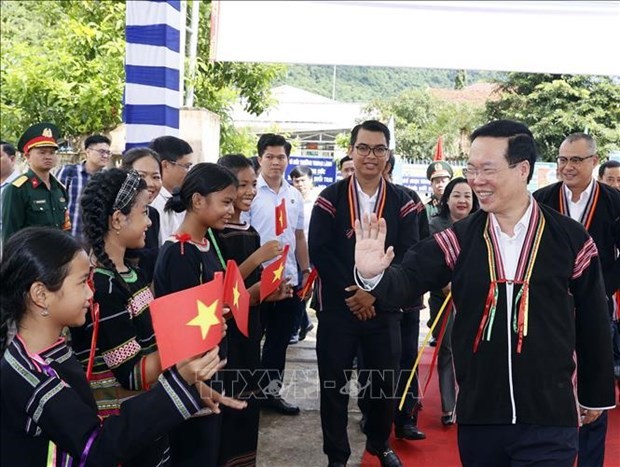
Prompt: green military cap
<box><xmin>426</xmin><ymin>161</ymin><xmax>454</xmax><ymax>181</ymax></box>
<box><xmin>17</xmin><ymin>122</ymin><xmax>61</xmax><ymax>153</ymax></box>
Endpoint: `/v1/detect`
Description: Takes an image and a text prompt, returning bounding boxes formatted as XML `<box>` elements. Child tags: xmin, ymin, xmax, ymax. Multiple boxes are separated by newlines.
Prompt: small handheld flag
<box><xmin>297</xmin><ymin>268</ymin><xmax>318</xmax><ymax>299</ymax></box>
<box><xmin>150</xmin><ymin>273</ymin><xmax>225</xmax><ymax>369</ymax></box>
<box><xmin>223</xmin><ymin>260</ymin><xmax>250</xmax><ymax>337</ymax></box>
<box><xmin>260</xmin><ymin>245</ymin><xmax>289</xmax><ymax>302</ymax></box>
<box><xmin>433</xmin><ymin>136</ymin><xmax>444</xmax><ymax>161</ymax></box>
<box><xmin>275</xmin><ymin>198</ymin><xmax>288</xmax><ymax>236</ymax></box>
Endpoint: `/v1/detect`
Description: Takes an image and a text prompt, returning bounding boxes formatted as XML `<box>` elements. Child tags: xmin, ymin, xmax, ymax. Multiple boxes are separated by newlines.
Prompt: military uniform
<box><xmin>425</xmin><ymin>161</ymin><xmax>453</xmax><ymax>218</ymax></box>
<box><xmin>2</xmin><ymin>169</ymin><xmax>71</xmax><ymax>241</ymax></box>
<box><xmin>1</xmin><ymin>122</ymin><xmax>70</xmax><ymax>242</ymax></box>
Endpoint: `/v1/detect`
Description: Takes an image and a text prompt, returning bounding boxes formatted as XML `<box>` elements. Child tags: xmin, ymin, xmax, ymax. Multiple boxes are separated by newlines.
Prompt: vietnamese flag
<box><xmin>275</xmin><ymin>198</ymin><xmax>288</xmax><ymax>236</ymax></box>
<box><xmin>150</xmin><ymin>273</ymin><xmax>225</xmax><ymax>369</ymax></box>
<box><xmin>433</xmin><ymin>136</ymin><xmax>444</xmax><ymax>161</ymax></box>
<box><xmin>260</xmin><ymin>245</ymin><xmax>289</xmax><ymax>302</ymax></box>
<box><xmin>223</xmin><ymin>260</ymin><xmax>250</xmax><ymax>337</ymax></box>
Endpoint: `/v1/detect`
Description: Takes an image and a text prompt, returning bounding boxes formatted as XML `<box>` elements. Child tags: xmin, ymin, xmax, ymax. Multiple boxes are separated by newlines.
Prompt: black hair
<box><xmin>165</xmin><ymin>162</ymin><xmax>238</xmax><ymax>213</ymax></box>
<box><xmin>256</xmin><ymin>133</ymin><xmax>289</xmax><ymax>158</ymax></box>
<box><xmin>217</xmin><ymin>154</ymin><xmax>254</xmax><ymax>174</ymax></box>
<box><xmin>290</xmin><ymin>165</ymin><xmax>313</xmax><ymax>179</ymax></box>
<box><xmin>470</xmin><ymin>120</ymin><xmax>537</xmax><ymax>183</ymax></box>
<box><xmin>1</xmin><ymin>227</ymin><xmax>82</xmax><ymax>353</ymax></box>
<box><xmin>386</xmin><ymin>151</ymin><xmax>396</xmax><ymax>176</ymax></box>
<box><xmin>599</xmin><ymin>159</ymin><xmax>620</xmax><ymax>178</ymax></box>
<box><xmin>437</xmin><ymin>177</ymin><xmax>479</xmax><ymax>219</ymax></box>
<box><xmin>84</xmin><ymin>134</ymin><xmax>111</xmax><ymax>149</ymax></box>
<box><xmin>248</xmin><ymin>156</ymin><xmax>261</xmax><ymax>172</ymax></box>
<box><xmin>0</xmin><ymin>141</ymin><xmax>16</xmax><ymax>158</ymax></box>
<box><xmin>350</xmin><ymin>120</ymin><xmax>390</xmax><ymax>148</ymax></box>
<box><xmin>339</xmin><ymin>155</ymin><xmax>352</xmax><ymax>170</ymax></box>
<box><xmin>122</xmin><ymin>147</ymin><xmax>162</xmax><ymax>173</ymax></box>
<box><xmin>80</xmin><ymin>168</ymin><xmax>147</xmax><ymax>286</ymax></box>
<box><xmin>149</xmin><ymin>136</ymin><xmax>193</xmax><ymax>163</ymax></box>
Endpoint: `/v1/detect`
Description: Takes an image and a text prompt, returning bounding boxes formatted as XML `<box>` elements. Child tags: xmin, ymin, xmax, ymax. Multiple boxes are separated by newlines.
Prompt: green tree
<box><xmin>486</xmin><ymin>73</ymin><xmax>620</xmax><ymax>161</ymax></box>
<box><xmin>1</xmin><ymin>0</ymin><xmax>125</xmax><ymax>144</ymax></box>
<box><xmin>366</xmin><ymin>89</ymin><xmax>485</xmax><ymax>161</ymax></box>
<box><xmin>1</xmin><ymin>0</ymin><xmax>283</xmax><ymax>155</ymax></box>
<box><xmin>192</xmin><ymin>0</ymin><xmax>284</xmax><ymax>154</ymax></box>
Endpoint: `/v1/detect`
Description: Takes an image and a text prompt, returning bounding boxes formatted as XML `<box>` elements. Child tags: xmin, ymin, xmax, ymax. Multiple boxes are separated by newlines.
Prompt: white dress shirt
<box><xmin>150</xmin><ymin>186</ymin><xmax>185</xmax><ymax>245</ymax></box>
<box><xmin>244</xmin><ymin>174</ymin><xmax>305</xmax><ymax>286</ymax></box>
<box><xmin>563</xmin><ymin>178</ymin><xmax>595</xmax><ymax>222</ymax></box>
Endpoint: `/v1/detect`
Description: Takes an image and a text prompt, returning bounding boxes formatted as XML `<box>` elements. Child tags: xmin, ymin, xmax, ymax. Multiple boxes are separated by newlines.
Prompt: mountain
<box><xmin>276</xmin><ymin>64</ymin><xmax>505</xmax><ymax>102</ymax></box>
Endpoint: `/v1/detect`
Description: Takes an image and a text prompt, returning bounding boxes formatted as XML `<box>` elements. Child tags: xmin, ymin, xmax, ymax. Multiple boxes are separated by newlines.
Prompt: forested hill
<box><xmin>277</xmin><ymin>64</ymin><xmax>505</xmax><ymax>102</ymax></box>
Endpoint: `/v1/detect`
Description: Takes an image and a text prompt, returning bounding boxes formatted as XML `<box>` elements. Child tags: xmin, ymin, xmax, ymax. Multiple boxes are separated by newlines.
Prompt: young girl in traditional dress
<box><xmin>0</xmin><ymin>227</ymin><xmax>222</xmax><ymax>466</ymax></box>
<box><xmin>153</xmin><ymin>163</ymin><xmax>238</xmax><ymax>467</ymax></box>
<box><xmin>214</xmin><ymin>154</ymin><xmax>286</xmax><ymax>467</ymax></box>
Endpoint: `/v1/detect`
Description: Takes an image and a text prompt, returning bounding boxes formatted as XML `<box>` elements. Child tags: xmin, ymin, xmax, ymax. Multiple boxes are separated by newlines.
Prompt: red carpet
<box><xmin>360</xmin><ymin>351</ymin><xmax>620</xmax><ymax>466</ymax></box>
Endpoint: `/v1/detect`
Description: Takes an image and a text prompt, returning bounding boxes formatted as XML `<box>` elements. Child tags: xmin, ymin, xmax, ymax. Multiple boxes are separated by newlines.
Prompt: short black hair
<box><xmin>248</xmin><ymin>156</ymin><xmax>261</xmax><ymax>172</ymax></box>
<box><xmin>338</xmin><ymin>155</ymin><xmax>352</xmax><ymax>170</ymax></box>
<box><xmin>257</xmin><ymin>134</ymin><xmax>289</xmax><ymax>158</ymax></box>
<box><xmin>84</xmin><ymin>134</ymin><xmax>111</xmax><ymax>149</ymax></box>
<box><xmin>149</xmin><ymin>136</ymin><xmax>193</xmax><ymax>163</ymax></box>
<box><xmin>599</xmin><ymin>159</ymin><xmax>620</xmax><ymax>179</ymax></box>
<box><xmin>218</xmin><ymin>154</ymin><xmax>254</xmax><ymax>174</ymax></box>
<box><xmin>350</xmin><ymin>120</ymin><xmax>390</xmax><ymax>148</ymax></box>
<box><xmin>290</xmin><ymin>165</ymin><xmax>312</xmax><ymax>179</ymax></box>
<box><xmin>470</xmin><ymin>120</ymin><xmax>537</xmax><ymax>183</ymax></box>
<box><xmin>0</xmin><ymin>141</ymin><xmax>16</xmax><ymax>158</ymax></box>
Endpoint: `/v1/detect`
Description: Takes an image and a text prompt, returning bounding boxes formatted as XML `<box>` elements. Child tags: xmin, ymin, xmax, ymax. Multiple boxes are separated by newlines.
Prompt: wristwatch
<box><xmin>302</xmin><ymin>268</ymin><xmax>312</xmax><ymax>275</ymax></box>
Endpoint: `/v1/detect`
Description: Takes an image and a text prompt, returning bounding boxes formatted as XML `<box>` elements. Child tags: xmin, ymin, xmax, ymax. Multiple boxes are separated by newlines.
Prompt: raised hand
<box><xmin>354</xmin><ymin>213</ymin><xmax>395</xmax><ymax>279</ymax></box>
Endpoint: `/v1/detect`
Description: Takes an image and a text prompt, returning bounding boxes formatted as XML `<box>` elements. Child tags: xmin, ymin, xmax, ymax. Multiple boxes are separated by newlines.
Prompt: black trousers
<box><xmin>316</xmin><ymin>309</ymin><xmax>402</xmax><ymax>463</ymax></box>
<box><xmin>259</xmin><ymin>294</ymin><xmax>301</xmax><ymax>394</ymax></box>
<box><xmin>358</xmin><ymin>308</ymin><xmax>422</xmax><ymax>426</ymax></box>
<box><xmin>458</xmin><ymin>424</ymin><xmax>578</xmax><ymax>467</ymax></box>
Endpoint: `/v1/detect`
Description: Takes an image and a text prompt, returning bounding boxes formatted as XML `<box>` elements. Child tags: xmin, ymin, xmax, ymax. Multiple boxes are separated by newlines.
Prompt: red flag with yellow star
<box><xmin>150</xmin><ymin>273</ymin><xmax>225</xmax><ymax>369</ymax></box>
<box><xmin>275</xmin><ymin>198</ymin><xmax>288</xmax><ymax>236</ymax></box>
<box><xmin>223</xmin><ymin>260</ymin><xmax>250</xmax><ymax>337</ymax></box>
<box><xmin>260</xmin><ymin>245</ymin><xmax>289</xmax><ymax>302</ymax></box>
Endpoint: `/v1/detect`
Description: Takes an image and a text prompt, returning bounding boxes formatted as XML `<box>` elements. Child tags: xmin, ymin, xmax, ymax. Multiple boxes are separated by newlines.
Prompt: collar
<box><xmin>489</xmin><ymin>196</ymin><xmax>534</xmax><ymax>239</ymax></box>
<box><xmin>159</xmin><ymin>185</ymin><xmax>173</xmax><ymax>199</ymax></box>
<box><xmin>257</xmin><ymin>173</ymin><xmax>286</xmax><ymax>193</ymax></box>
<box><xmin>354</xmin><ymin>178</ymin><xmax>379</xmax><ymax>201</ymax></box>
<box><xmin>14</xmin><ymin>334</ymin><xmax>70</xmax><ymax>364</ymax></box>
<box><xmin>563</xmin><ymin>178</ymin><xmax>595</xmax><ymax>204</ymax></box>
<box><xmin>1</xmin><ymin>169</ymin><xmax>20</xmax><ymax>187</ymax></box>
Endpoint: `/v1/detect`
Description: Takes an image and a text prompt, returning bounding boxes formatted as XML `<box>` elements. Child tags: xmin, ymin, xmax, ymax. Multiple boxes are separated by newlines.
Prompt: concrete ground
<box><xmin>256</xmin><ymin>306</ymin><xmax>432</xmax><ymax>467</ymax></box>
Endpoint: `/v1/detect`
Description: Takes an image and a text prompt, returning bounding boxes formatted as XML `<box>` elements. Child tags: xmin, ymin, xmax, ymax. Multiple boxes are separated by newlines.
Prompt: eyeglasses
<box><xmin>170</xmin><ymin>161</ymin><xmax>193</xmax><ymax>171</ymax></box>
<box><xmin>464</xmin><ymin>163</ymin><xmax>519</xmax><ymax>181</ymax></box>
<box><xmin>556</xmin><ymin>155</ymin><xmax>594</xmax><ymax>165</ymax></box>
<box><xmin>89</xmin><ymin>148</ymin><xmax>112</xmax><ymax>156</ymax></box>
<box><xmin>355</xmin><ymin>144</ymin><xmax>389</xmax><ymax>158</ymax></box>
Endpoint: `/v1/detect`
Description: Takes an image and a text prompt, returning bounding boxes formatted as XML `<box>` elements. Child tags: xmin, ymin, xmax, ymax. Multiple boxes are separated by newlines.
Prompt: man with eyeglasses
<box><xmin>149</xmin><ymin>135</ymin><xmax>194</xmax><ymax>244</ymax></box>
<box><xmin>353</xmin><ymin>120</ymin><xmax>614</xmax><ymax>467</ymax></box>
<box><xmin>56</xmin><ymin>134</ymin><xmax>111</xmax><ymax>239</ymax></box>
<box><xmin>309</xmin><ymin>120</ymin><xmax>422</xmax><ymax>467</ymax></box>
<box><xmin>534</xmin><ymin>133</ymin><xmax>620</xmax><ymax>467</ymax></box>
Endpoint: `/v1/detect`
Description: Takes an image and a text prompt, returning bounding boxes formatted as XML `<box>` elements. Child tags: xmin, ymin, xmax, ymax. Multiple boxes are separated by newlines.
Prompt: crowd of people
<box><xmin>0</xmin><ymin>119</ymin><xmax>618</xmax><ymax>467</ymax></box>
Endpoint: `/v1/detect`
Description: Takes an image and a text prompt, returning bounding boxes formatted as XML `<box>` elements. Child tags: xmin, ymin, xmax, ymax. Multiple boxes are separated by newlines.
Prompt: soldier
<box><xmin>425</xmin><ymin>160</ymin><xmax>453</xmax><ymax>218</ymax></box>
<box><xmin>1</xmin><ymin>123</ymin><xmax>70</xmax><ymax>242</ymax></box>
